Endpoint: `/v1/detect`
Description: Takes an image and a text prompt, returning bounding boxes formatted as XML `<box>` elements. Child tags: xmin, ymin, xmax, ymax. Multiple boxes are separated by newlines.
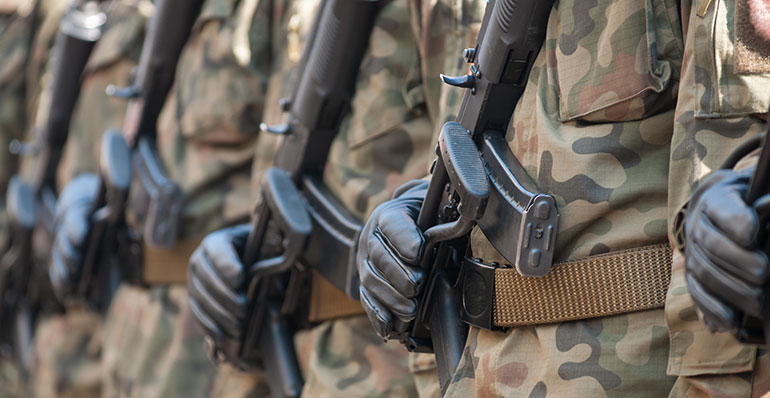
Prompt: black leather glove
<box><xmin>356</xmin><ymin>179</ymin><xmax>429</xmax><ymax>338</ymax></box>
<box><xmin>49</xmin><ymin>173</ymin><xmax>100</xmax><ymax>302</ymax></box>
<box><xmin>685</xmin><ymin>168</ymin><xmax>770</xmax><ymax>335</ymax></box>
<box><xmin>187</xmin><ymin>224</ymin><xmax>251</xmax><ymax>359</ymax></box>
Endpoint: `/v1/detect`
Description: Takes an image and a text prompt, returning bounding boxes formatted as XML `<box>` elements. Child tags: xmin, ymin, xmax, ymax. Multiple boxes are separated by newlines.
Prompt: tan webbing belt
<box><xmin>493</xmin><ymin>243</ymin><xmax>672</xmax><ymax>327</ymax></box>
<box><xmin>142</xmin><ymin>238</ymin><xmax>202</xmax><ymax>284</ymax></box>
<box><xmin>308</xmin><ymin>272</ymin><xmax>365</xmax><ymax>322</ymax></box>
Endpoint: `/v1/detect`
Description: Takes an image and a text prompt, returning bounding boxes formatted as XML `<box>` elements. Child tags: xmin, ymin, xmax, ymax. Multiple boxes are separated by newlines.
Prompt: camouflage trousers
<box><xmin>0</xmin><ymin>357</ymin><xmax>28</xmax><ymax>398</ymax></box>
<box><xmin>212</xmin><ymin>316</ymin><xmax>440</xmax><ymax>398</ymax></box>
<box><xmin>32</xmin><ymin>308</ymin><xmax>103</xmax><ymax>398</ymax></box>
<box><xmin>101</xmin><ymin>284</ymin><xmax>217</xmax><ymax>397</ymax></box>
<box><xmin>445</xmin><ymin>300</ymin><xmax>769</xmax><ymax>397</ymax></box>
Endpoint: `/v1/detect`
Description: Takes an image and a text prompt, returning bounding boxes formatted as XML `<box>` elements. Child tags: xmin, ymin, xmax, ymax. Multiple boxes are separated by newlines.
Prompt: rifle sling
<box><xmin>142</xmin><ymin>237</ymin><xmax>201</xmax><ymax>284</ymax></box>
<box><xmin>308</xmin><ymin>273</ymin><xmax>364</xmax><ymax>322</ymax></box>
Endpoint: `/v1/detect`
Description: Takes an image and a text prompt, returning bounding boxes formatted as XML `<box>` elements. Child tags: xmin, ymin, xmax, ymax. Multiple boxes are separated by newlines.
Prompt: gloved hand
<box><xmin>187</xmin><ymin>224</ymin><xmax>251</xmax><ymax>361</ymax></box>
<box><xmin>356</xmin><ymin>179</ymin><xmax>429</xmax><ymax>338</ymax></box>
<box><xmin>684</xmin><ymin>168</ymin><xmax>770</xmax><ymax>335</ymax></box>
<box><xmin>49</xmin><ymin>173</ymin><xmax>100</xmax><ymax>302</ymax></box>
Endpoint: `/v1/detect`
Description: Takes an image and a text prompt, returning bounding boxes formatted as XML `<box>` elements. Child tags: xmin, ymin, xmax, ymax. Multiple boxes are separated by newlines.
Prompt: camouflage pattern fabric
<box><xmin>102</xmin><ymin>0</ymin><xmax>271</xmax><ymax>395</ymax></box>
<box><xmin>33</xmin><ymin>309</ymin><xmax>103</xmax><ymax>398</ymax></box>
<box><xmin>444</xmin><ymin>0</ymin><xmax>770</xmax><ymax>396</ymax></box>
<box><xmin>666</xmin><ymin>0</ymin><xmax>770</xmax><ymax>395</ymax></box>
<box><xmin>293</xmin><ymin>317</ymin><xmax>420</xmax><ymax>397</ymax></box>
<box><xmin>0</xmin><ymin>0</ymin><xmax>38</xmax><ymax>253</ymax></box>
<box><xmin>56</xmin><ymin>0</ymin><xmax>147</xmax><ymax>187</ymax></box>
<box><xmin>211</xmin><ymin>363</ymin><xmax>271</xmax><ymax>398</ymax></box>
<box><xmin>229</xmin><ymin>0</ymin><xmax>446</xmax><ymax>396</ymax></box>
<box><xmin>211</xmin><ymin>0</ymin><xmax>315</xmax><ymax>394</ymax></box>
<box><xmin>302</xmin><ymin>0</ymin><xmax>444</xmax><ymax>395</ymax></box>
<box><xmin>155</xmin><ymin>0</ymin><xmax>267</xmax><ymax>240</ymax></box>
<box><xmin>322</xmin><ymin>0</ymin><xmax>434</xmax><ymax>220</ymax></box>
<box><xmin>248</xmin><ymin>0</ymin><xmax>317</xmax><ymax>190</ymax></box>
<box><xmin>23</xmin><ymin>2</ymin><xmax>148</xmax><ymax>397</ymax></box>
<box><xmin>102</xmin><ymin>285</ymin><xmax>217</xmax><ymax>397</ymax></box>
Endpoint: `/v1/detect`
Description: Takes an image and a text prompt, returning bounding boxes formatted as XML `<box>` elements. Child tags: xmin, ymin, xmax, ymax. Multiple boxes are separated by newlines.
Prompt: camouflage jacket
<box><xmin>156</xmin><ymin>0</ymin><xmax>270</xmax><ymax>240</ymax></box>
<box><xmin>464</xmin><ymin>0</ymin><xmax>770</xmax><ymax>389</ymax></box>
<box><xmin>56</xmin><ymin>0</ymin><xmax>147</xmax><ymax>187</ymax></box>
<box><xmin>0</xmin><ymin>0</ymin><xmax>40</xmax><ymax>249</ymax></box>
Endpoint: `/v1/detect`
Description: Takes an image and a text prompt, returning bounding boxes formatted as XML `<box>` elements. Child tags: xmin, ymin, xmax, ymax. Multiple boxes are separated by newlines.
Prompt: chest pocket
<box><xmin>693</xmin><ymin>0</ymin><xmax>770</xmax><ymax>118</ymax></box>
<box><xmin>172</xmin><ymin>0</ymin><xmax>267</xmax><ymax>142</ymax></box>
<box><xmin>552</xmin><ymin>0</ymin><xmax>683</xmax><ymax>122</ymax></box>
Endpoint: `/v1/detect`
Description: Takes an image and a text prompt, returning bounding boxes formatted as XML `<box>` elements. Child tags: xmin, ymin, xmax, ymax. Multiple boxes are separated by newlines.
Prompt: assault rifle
<box><xmin>744</xmin><ymin>113</ymin><xmax>770</xmax><ymax>346</ymax></box>
<box><xmin>230</xmin><ymin>1</ymin><xmax>382</xmax><ymax>396</ymax></box>
<box><xmin>0</xmin><ymin>0</ymin><xmax>105</xmax><ymax>369</ymax></box>
<box><xmin>77</xmin><ymin>0</ymin><xmax>205</xmax><ymax>311</ymax></box>
<box><xmin>388</xmin><ymin>0</ymin><xmax>556</xmax><ymax>392</ymax></box>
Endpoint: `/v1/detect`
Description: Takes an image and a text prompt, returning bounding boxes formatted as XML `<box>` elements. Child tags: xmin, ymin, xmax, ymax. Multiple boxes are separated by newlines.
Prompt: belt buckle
<box><xmin>458</xmin><ymin>257</ymin><xmax>501</xmax><ymax>331</ymax></box>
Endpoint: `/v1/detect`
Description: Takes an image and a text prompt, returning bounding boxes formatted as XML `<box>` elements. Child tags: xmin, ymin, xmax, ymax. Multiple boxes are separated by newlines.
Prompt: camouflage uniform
<box><xmin>437</xmin><ymin>0</ymin><xmax>770</xmax><ymax>396</ymax></box>
<box><xmin>100</xmin><ymin>0</ymin><xmax>268</xmax><ymax>395</ymax></box>
<box><xmin>23</xmin><ymin>1</ymin><xmax>147</xmax><ymax>397</ymax></box>
<box><xmin>0</xmin><ymin>0</ymin><xmax>36</xmax><ymax>253</ymax></box>
<box><xmin>215</xmin><ymin>0</ymin><xmax>446</xmax><ymax>396</ymax></box>
<box><xmin>0</xmin><ymin>3</ymin><xmax>40</xmax><ymax>395</ymax></box>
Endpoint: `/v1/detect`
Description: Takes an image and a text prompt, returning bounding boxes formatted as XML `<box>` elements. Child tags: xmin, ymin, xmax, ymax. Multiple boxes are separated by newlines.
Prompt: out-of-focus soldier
<box><xmin>34</xmin><ymin>0</ymin><xmax>267</xmax><ymax>395</ymax></box>
<box><xmin>356</xmin><ymin>0</ymin><xmax>770</xmax><ymax>396</ymax></box>
<box><xmin>13</xmin><ymin>1</ymin><xmax>148</xmax><ymax>397</ymax></box>
<box><xmin>93</xmin><ymin>0</ymin><xmax>268</xmax><ymax>395</ymax></box>
<box><xmin>185</xmin><ymin>0</ymin><xmax>500</xmax><ymax>396</ymax></box>
<box><xmin>0</xmin><ymin>1</ymin><xmax>44</xmax><ymax>395</ymax></box>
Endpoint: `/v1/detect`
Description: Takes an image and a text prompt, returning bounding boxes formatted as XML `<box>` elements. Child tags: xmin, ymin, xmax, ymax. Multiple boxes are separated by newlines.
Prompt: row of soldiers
<box><xmin>2</xmin><ymin>0</ymin><xmax>770</xmax><ymax>396</ymax></box>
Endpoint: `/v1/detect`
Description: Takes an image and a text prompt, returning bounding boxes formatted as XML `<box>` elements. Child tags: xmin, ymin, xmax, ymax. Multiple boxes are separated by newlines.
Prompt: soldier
<box><xmin>47</xmin><ymin>0</ymin><xmax>270</xmax><ymax>395</ymax></box>
<box><xmin>356</xmin><ymin>0</ymin><xmax>770</xmax><ymax>396</ymax></box>
<box><xmin>0</xmin><ymin>1</ymin><xmax>42</xmax><ymax>395</ymax></box>
<box><xmin>14</xmin><ymin>1</ymin><xmax>148</xmax><ymax>396</ymax></box>
<box><xmin>185</xmin><ymin>0</ymin><xmax>477</xmax><ymax>396</ymax></box>
<box><xmin>677</xmin><ymin>0</ymin><xmax>770</xmax><ymax>395</ymax></box>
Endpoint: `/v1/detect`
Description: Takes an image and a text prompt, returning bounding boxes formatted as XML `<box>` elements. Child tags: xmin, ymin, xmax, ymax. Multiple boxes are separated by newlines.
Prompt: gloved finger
<box><xmin>702</xmin><ymin>186</ymin><xmax>759</xmax><ymax>248</ymax></box>
<box><xmin>49</xmin><ymin>247</ymin><xmax>73</xmax><ymax>301</ymax></box>
<box><xmin>359</xmin><ymin>257</ymin><xmax>418</xmax><ymax>321</ymax></box>
<box><xmin>368</xmin><ymin>226</ymin><xmax>424</xmax><ymax>298</ymax></box>
<box><xmin>691</xmin><ymin>215</ymin><xmax>769</xmax><ymax>284</ymax></box>
<box><xmin>686</xmin><ymin>242</ymin><xmax>764</xmax><ymax>316</ymax></box>
<box><xmin>53</xmin><ymin>227</ymin><xmax>82</xmax><ymax>278</ymax></box>
<box><xmin>189</xmin><ymin>247</ymin><xmax>246</xmax><ymax>319</ymax></box>
<box><xmin>753</xmin><ymin>192</ymin><xmax>770</xmax><ymax>220</ymax></box>
<box><xmin>199</xmin><ymin>226</ymin><xmax>251</xmax><ymax>291</ymax></box>
<box><xmin>377</xmin><ymin>200</ymin><xmax>425</xmax><ymax>264</ymax></box>
<box><xmin>686</xmin><ymin>273</ymin><xmax>738</xmax><ymax>333</ymax></box>
<box><xmin>392</xmin><ymin>179</ymin><xmax>429</xmax><ymax>199</ymax></box>
<box><xmin>360</xmin><ymin>286</ymin><xmax>394</xmax><ymax>339</ymax></box>
<box><xmin>55</xmin><ymin>173</ymin><xmax>99</xmax><ymax>221</ymax></box>
<box><xmin>189</xmin><ymin>294</ymin><xmax>225</xmax><ymax>343</ymax></box>
<box><xmin>60</xmin><ymin>204</ymin><xmax>92</xmax><ymax>250</ymax></box>
<box><xmin>188</xmin><ymin>271</ymin><xmax>242</xmax><ymax>339</ymax></box>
